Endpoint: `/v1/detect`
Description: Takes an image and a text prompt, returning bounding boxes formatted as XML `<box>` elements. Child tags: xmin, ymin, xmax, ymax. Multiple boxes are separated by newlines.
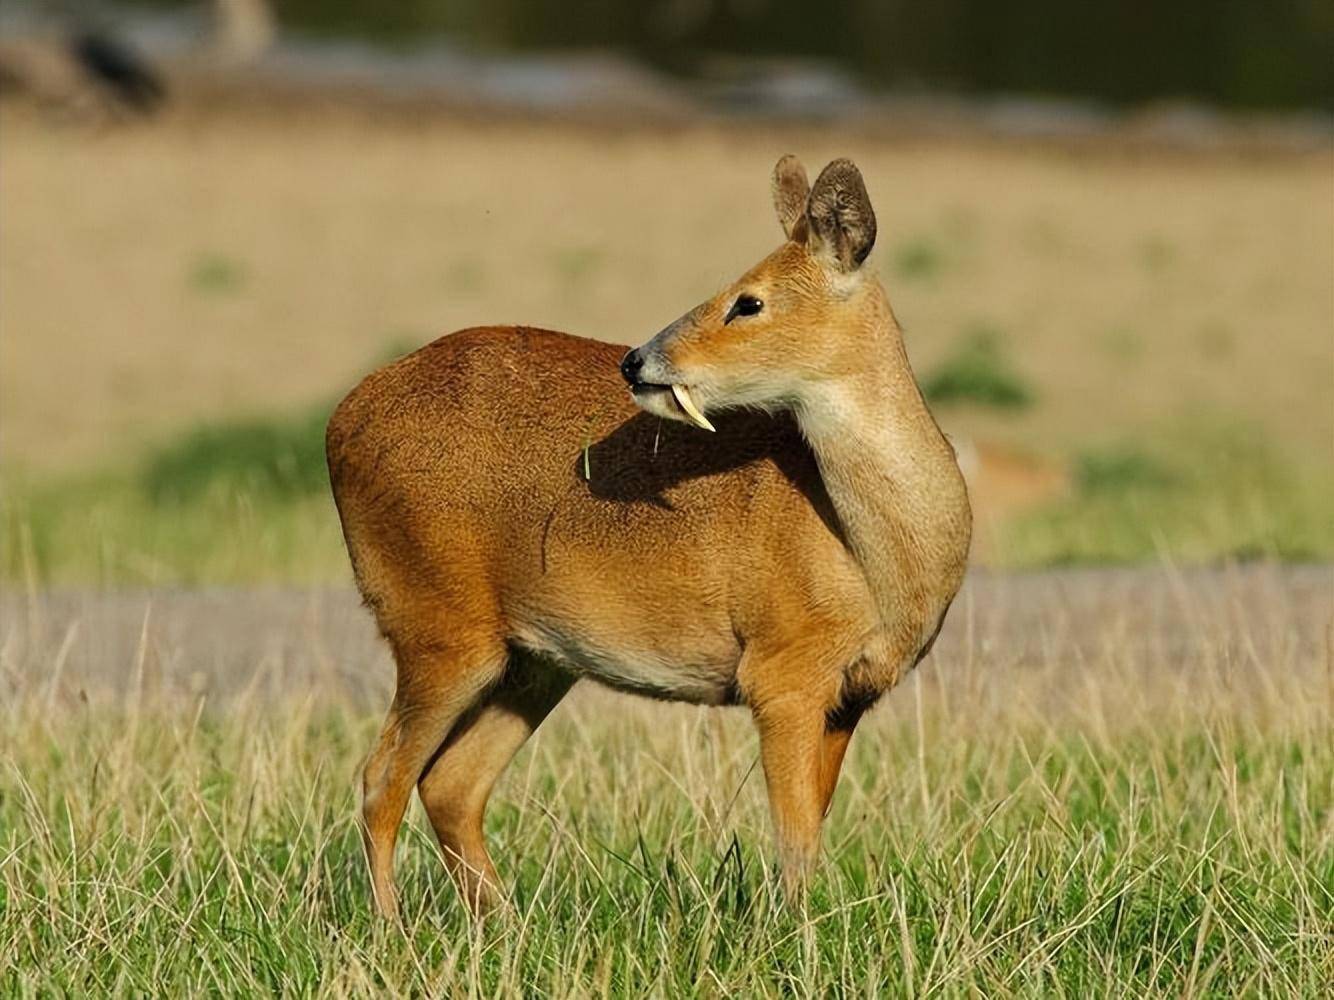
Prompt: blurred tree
<box><xmin>124</xmin><ymin>0</ymin><xmax>1334</xmax><ymax>109</ymax></box>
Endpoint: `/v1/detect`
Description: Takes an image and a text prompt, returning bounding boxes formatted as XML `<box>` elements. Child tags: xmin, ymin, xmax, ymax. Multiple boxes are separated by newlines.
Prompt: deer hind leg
<box><xmin>361</xmin><ymin>637</ymin><xmax>507</xmax><ymax>921</ymax></box>
<box><xmin>416</xmin><ymin>654</ymin><xmax>574</xmax><ymax>913</ymax></box>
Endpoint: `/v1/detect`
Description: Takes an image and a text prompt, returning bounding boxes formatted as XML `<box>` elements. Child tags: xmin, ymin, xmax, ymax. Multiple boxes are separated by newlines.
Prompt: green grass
<box><xmin>142</xmin><ymin>406</ymin><xmax>332</xmax><ymax>505</ymax></box>
<box><xmin>891</xmin><ymin>236</ymin><xmax>945</xmax><ymax>280</ymax></box>
<box><xmin>2</xmin><ymin>581</ymin><xmax>1329</xmax><ymax>995</ymax></box>
<box><xmin>999</xmin><ymin>423</ymin><xmax>1334</xmax><ymax>565</ymax></box>
<box><xmin>1</xmin><ymin>402</ymin><xmax>342</xmax><ymax>585</ymax></box>
<box><xmin>188</xmin><ymin>253</ymin><xmax>248</xmax><ymax>296</ymax></box>
<box><xmin>1136</xmin><ymin>235</ymin><xmax>1175</xmax><ymax>274</ymax></box>
<box><xmin>1076</xmin><ymin>447</ymin><xmax>1177</xmax><ymax>494</ymax></box>
<box><xmin>923</xmin><ymin>326</ymin><xmax>1035</xmax><ymax>411</ymax></box>
<box><xmin>0</xmin><ymin>473</ymin><xmax>347</xmax><ymax>586</ymax></box>
<box><xmin>550</xmin><ymin>246</ymin><xmax>606</xmax><ymax>287</ymax></box>
<box><xmin>3</xmin><ymin>408</ymin><xmax>1333</xmax><ymax>584</ymax></box>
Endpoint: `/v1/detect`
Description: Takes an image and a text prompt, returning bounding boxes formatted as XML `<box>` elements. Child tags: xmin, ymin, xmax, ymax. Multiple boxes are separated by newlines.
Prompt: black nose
<box><xmin>620</xmin><ymin>349</ymin><xmax>644</xmax><ymax>385</ymax></box>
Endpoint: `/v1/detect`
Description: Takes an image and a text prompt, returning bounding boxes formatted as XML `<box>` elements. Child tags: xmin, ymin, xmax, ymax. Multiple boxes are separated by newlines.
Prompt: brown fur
<box><xmin>327</xmin><ymin>156</ymin><xmax>972</xmax><ymax>917</ymax></box>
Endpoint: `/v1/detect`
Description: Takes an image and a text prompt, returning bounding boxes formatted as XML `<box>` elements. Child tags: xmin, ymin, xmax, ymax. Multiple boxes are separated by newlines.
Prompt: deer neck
<box><xmin>794</xmin><ymin>285</ymin><xmax>972</xmax><ymax>654</ymax></box>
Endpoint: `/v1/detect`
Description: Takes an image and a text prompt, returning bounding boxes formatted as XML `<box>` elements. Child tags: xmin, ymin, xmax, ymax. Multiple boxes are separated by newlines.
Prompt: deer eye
<box><xmin>724</xmin><ymin>294</ymin><xmax>764</xmax><ymax>324</ymax></box>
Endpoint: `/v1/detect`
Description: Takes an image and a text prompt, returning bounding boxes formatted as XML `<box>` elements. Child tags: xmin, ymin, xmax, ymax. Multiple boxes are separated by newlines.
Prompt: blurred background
<box><xmin>1</xmin><ymin>0</ymin><xmax>1331</xmax><ymax>583</ymax></box>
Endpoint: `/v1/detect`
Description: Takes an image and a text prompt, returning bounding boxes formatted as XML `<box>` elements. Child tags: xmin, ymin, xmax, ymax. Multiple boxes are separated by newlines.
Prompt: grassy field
<box><xmin>2</xmin><ymin>568</ymin><xmax>1330</xmax><ymax>995</ymax></box>
<box><xmin>0</xmin><ymin>99</ymin><xmax>1330</xmax><ymax>995</ymax></box>
<box><xmin>2</xmin><ymin>106</ymin><xmax>1332</xmax><ymax>581</ymax></box>
<box><xmin>3</xmin><ymin>109</ymin><xmax>1332</xmax><ymax>471</ymax></box>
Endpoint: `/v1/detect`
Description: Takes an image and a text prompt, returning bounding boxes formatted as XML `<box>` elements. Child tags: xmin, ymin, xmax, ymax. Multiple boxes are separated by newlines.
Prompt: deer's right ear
<box><xmin>771</xmin><ymin>155</ymin><xmax>810</xmax><ymax>241</ymax></box>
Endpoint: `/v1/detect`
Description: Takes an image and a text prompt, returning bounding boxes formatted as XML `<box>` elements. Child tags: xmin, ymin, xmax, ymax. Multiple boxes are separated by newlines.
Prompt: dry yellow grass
<box><xmin>2</xmin><ymin>566</ymin><xmax>1330</xmax><ymax>993</ymax></box>
<box><xmin>2</xmin><ymin>105</ymin><xmax>1331</xmax><ymax>475</ymax></box>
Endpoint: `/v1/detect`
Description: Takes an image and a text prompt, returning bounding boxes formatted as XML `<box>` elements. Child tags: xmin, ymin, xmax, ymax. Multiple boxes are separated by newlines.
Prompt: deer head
<box><xmin>620</xmin><ymin>156</ymin><xmax>880</xmax><ymax>431</ymax></box>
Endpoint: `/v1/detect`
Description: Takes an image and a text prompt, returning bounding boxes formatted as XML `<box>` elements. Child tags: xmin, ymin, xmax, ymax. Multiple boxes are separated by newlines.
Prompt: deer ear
<box><xmin>771</xmin><ymin>155</ymin><xmax>810</xmax><ymax>241</ymax></box>
<box><xmin>806</xmin><ymin>158</ymin><xmax>876</xmax><ymax>272</ymax></box>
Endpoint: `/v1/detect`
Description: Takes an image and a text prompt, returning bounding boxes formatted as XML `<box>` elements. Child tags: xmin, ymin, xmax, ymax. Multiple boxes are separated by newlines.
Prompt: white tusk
<box><xmin>671</xmin><ymin>384</ymin><xmax>715</xmax><ymax>432</ymax></box>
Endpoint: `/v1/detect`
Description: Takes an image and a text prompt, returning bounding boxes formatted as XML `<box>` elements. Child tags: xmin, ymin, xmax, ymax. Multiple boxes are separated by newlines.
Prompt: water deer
<box><xmin>326</xmin><ymin>156</ymin><xmax>972</xmax><ymax>918</ymax></box>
